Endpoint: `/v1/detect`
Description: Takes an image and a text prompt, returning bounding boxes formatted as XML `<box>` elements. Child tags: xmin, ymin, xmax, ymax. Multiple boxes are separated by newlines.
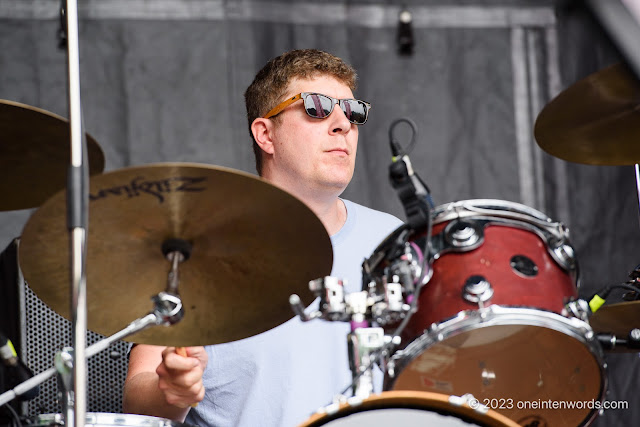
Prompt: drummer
<box><xmin>122</xmin><ymin>48</ymin><xmax>403</xmax><ymax>426</ymax></box>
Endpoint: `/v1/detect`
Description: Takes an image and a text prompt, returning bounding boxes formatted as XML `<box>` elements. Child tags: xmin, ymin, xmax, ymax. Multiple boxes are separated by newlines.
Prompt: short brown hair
<box><xmin>244</xmin><ymin>49</ymin><xmax>357</xmax><ymax>175</ymax></box>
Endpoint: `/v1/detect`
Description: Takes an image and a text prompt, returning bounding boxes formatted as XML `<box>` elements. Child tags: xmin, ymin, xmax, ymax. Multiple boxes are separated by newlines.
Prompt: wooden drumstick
<box><xmin>175</xmin><ymin>347</ymin><xmax>198</xmax><ymax>408</ymax></box>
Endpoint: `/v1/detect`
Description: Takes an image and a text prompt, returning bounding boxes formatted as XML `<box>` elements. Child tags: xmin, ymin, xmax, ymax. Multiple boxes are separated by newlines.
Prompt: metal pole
<box><xmin>635</xmin><ymin>164</ymin><xmax>640</xmax><ymax>230</ymax></box>
<box><xmin>64</xmin><ymin>1</ymin><xmax>88</xmax><ymax>427</ymax></box>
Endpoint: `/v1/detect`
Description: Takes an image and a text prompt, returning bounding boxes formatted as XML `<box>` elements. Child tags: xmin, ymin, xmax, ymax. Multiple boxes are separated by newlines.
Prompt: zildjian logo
<box><xmin>90</xmin><ymin>176</ymin><xmax>206</xmax><ymax>203</ymax></box>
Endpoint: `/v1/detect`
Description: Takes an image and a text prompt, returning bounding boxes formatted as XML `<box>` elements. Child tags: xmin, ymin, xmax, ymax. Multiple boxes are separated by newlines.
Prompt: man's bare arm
<box><xmin>122</xmin><ymin>344</ymin><xmax>207</xmax><ymax>422</ymax></box>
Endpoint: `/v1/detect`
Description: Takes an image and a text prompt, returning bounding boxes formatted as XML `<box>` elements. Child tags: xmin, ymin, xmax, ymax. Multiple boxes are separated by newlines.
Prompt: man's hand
<box><xmin>156</xmin><ymin>346</ymin><xmax>208</xmax><ymax>408</ymax></box>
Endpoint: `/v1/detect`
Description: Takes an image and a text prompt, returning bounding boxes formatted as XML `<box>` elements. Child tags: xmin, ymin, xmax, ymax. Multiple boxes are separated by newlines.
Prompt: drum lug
<box><xmin>551</xmin><ymin>242</ymin><xmax>577</xmax><ymax>273</ymax></box>
<box><xmin>444</xmin><ymin>220</ymin><xmax>484</xmax><ymax>249</ymax></box>
<box><xmin>430</xmin><ymin>220</ymin><xmax>486</xmax><ymax>260</ymax></box>
<box><xmin>462</xmin><ymin>275</ymin><xmax>494</xmax><ymax>305</ymax></box>
<box><xmin>564</xmin><ymin>298</ymin><xmax>591</xmax><ymax>322</ymax></box>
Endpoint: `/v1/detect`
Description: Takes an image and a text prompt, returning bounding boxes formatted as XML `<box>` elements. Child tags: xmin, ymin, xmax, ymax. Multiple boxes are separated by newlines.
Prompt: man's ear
<box><xmin>251</xmin><ymin>118</ymin><xmax>275</xmax><ymax>155</ymax></box>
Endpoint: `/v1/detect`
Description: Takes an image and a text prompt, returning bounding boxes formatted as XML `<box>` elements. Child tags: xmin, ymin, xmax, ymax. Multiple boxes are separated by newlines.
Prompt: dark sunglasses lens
<box><xmin>304</xmin><ymin>94</ymin><xmax>333</xmax><ymax>118</ymax></box>
<box><xmin>341</xmin><ymin>100</ymin><xmax>368</xmax><ymax>124</ymax></box>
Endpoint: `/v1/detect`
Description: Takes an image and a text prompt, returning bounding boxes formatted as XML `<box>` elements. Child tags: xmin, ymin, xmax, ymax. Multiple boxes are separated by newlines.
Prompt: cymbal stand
<box><xmin>0</xmin><ymin>291</ymin><xmax>184</xmax><ymax>408</ymax></box>
<box><xmin>60</xmin><ymin>0</ymin><xmax>89</xmax><ymax>426</ymax></box>
<box><xmin>635</xmin><ymin>165</ymin><xmax>640</xmax><ymax>230</ymax></box>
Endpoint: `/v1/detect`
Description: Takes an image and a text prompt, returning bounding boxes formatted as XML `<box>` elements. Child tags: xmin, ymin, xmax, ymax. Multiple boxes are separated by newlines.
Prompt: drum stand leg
<box><xmin>347</xmin><ymin>327</ymin><xmax>385</xmax><ymax>398</ymax></box>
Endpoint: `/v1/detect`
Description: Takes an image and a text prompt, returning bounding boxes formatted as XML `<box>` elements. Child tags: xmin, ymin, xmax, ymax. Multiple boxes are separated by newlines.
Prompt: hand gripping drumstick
<box><xmin>175</xmin><ymin>347</ymin><xmax>198</xmax><ymax>408</ymax></box>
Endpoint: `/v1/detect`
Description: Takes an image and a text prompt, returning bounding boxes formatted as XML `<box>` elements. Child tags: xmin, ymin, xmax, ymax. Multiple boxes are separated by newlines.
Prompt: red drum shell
<box><xmin>402</xmin><ymin>223</ymin><xmax>578</xmax><ymax>340</ymax></box>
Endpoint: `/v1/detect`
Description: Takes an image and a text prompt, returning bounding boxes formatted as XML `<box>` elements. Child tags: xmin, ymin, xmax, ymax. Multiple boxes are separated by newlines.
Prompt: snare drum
<box><xmin>26</xmin><ymin>413</ymin><xmax>190</xmax><ymax>427</ymax></box>
<box><xmin>299</xmin><ymin>391</ymin><xmax>520</xmax><ymax>426</ymax></box>
<box><xmin>384</xmin><ymin>200</ymin><xmax>606</xmax><ymax>427</ymax></box>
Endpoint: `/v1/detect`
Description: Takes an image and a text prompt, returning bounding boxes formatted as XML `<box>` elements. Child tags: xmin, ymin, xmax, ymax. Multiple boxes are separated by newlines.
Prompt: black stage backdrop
<box><xmin>0</xmin><ymin>0</ymin><xmax>639</xmax><ymax>425</ymax></box>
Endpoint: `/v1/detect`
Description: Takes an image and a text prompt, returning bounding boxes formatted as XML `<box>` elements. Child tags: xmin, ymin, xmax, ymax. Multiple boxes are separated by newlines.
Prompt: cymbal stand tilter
<box><xmin>0</xmin><ymin>242</ymin><xmax>192</xmax><ymax>413</ymax></box>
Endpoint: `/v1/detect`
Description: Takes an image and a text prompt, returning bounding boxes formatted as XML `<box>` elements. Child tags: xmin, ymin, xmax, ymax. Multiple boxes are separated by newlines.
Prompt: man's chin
<box><xmin>319</xmin><ymin>180</ymin><xmax>350</xmax><ymax>195</ymax></box>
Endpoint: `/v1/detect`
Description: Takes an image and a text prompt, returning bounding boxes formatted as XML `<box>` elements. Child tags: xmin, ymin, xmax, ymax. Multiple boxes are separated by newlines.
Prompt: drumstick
<box><xmin>175</xmin><ymin>347</ymin><xmax>198</xmax><ymax>408</ymax></box>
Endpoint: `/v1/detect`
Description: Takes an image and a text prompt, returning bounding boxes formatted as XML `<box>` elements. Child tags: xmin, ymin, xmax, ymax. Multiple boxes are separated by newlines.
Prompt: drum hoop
<box><xmin>27</xmin><ymin>413</ymin><xmax>190</xmax><ymax>427</ymax></box>
<box><xmin>429</xmin><ymin>199</ymin><xmax>579</xmax><ymax>285</ymax></box>
<box><xmin>432</xmin><ymin>199</ymin><xmax>566</xmax><ymax>241</ymax></box>
<box><xmin>301</xmin><ymin>390</ymin><xmax>520</xmax><ymax>427</ymax></box>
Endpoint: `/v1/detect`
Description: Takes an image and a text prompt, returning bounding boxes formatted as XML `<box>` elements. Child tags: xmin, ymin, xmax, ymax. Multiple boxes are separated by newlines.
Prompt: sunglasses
<box><xmin>263</xmin><ymin>92</ymin><xmax>371</xmax><ymax>125</ymax></box>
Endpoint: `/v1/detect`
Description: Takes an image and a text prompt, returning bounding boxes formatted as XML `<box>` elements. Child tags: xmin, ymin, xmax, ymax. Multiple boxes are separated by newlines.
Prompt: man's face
<box><xmin>267</xmin><ymin>76</ymin><xmax>359</xmax><ymax>196</ymax></box>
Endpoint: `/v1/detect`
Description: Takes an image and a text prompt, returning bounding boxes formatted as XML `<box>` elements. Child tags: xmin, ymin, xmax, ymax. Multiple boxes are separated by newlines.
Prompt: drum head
<box><xmin>387</xmin><ymin>310</ymin><xmax>606</xmax><ymax>427</ymax></box>
<box><xmin>299</xmin><ymin>391</ymin><xmax>519</xmax><ymax>427</ymax></box>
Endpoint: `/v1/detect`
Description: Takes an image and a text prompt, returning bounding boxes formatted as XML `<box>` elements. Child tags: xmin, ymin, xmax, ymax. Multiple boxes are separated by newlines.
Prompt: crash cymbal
<box><xmin>590</xmin><ymin>301</ymin><xmax>640</xmax><ymax>352</ymax></box>
<box><xmin>19</xmin><ymin>163</ymin><xmax>332</xmax><ymax>346</ymax></box>
<box><xmin>0</xmin><ymin>99</ymin><xmax>105</xmax><ymax>211</ymax></box>
<box><xmin>534</xmin><ymin>63</ymin><xmax>640</xmax><ymax>165</ymax></box>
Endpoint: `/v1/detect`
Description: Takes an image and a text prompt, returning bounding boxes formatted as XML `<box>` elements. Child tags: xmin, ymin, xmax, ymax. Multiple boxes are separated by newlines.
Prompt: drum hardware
<box><xmin>596</xmin><ymin>329</ymin><xmax>640</xmax><ymax>351</ymax></box>
<box><xmin>444</xmin><ymin>220</ymin><xmax>483</xmax><ymax>249</ymax></box>
<box><xmin>564</xmin><ymin>298</ymin><xmax>591</xmax><ymax>322</ymax></box>
<box><xmin>309</xmin><ymin>277</ymin><xmax>348</xmax><ymax>322</ymax></box>
<box><xmin>55</xmin><ymin>350</ymin><xmax>74</xmax><ymax>424</ymax></box>
<box><xmin>462</xmin><ymin>276</ymin><xmax>493</xmax><ymax>307</ymax></box>
<box><xmin>360</xmin><ymin>229</ymin><xmax>429</xmax><ymax>328</ymax></box>
<box><xmin>0</xmin><ymin>288</ymin><xmax>186</xmax><ymax>407</ymax></box>
<box><xmin>347</xmin><ymin>326</ymin><xmax>385</xmax><ymax>398</ymax></box>
<box><xmin>58</xmin><ymin>0</ymin><xmax>92</xmax><ymax>423</ymax></box>
<box><xmin>291</xmin><ymin>279</ymin><xmax>402</xmax><ymax>398</ymax></box>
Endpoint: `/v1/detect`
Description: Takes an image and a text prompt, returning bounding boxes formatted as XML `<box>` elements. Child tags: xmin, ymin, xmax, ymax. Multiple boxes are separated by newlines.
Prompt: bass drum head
<box><xmin>299</xmin><ymin>391</ymin><xmax>520</xmax><ymax>427</ymax></box>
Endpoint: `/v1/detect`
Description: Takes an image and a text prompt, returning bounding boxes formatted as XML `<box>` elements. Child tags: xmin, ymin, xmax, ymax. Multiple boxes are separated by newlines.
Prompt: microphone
<box><xmin>388</xmin><ymin>118</ymin><xmax>434</xmax><ymax>233</ymax></box>
<box><xmin>0</xmin><ymin>333</ymin><xmax>39</xmax><ymax>401</ymax></box>
<box><xmin>359</xmin><ymin>118</ymin><xmax>433</xmax><ymax>298</ymax></box>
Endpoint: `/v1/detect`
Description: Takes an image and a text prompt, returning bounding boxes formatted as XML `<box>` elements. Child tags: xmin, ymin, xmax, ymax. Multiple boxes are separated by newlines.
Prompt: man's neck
<box><xmin>262</xmin><ymin>173</ymin><xmax>347</xmax><ymax>236</ymax></box>
<box><xmin>302</xmin><ymin>196</ymin><xmax>347</xmax><ymax>236</ymax></box>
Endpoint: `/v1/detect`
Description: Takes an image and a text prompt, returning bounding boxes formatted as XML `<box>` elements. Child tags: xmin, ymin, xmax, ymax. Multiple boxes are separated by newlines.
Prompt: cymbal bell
<box><xmin>589</xmin><ymin>301</ymin><xmax>640</xmax><ymax>352</ymax></box>
<box><xmin>0</xmin><ymin>99</ymin><xmax>105</xmax><ymax>211</ymax></box>
<box><xmin>534</xmin><ymin>63</ymin><xmax>640</xmax><ymax>165</ymax></box>
<box><xmin>19</xmin><ymin>163</ymin><xmax>332</xmax><ymax>346</ymax></box>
